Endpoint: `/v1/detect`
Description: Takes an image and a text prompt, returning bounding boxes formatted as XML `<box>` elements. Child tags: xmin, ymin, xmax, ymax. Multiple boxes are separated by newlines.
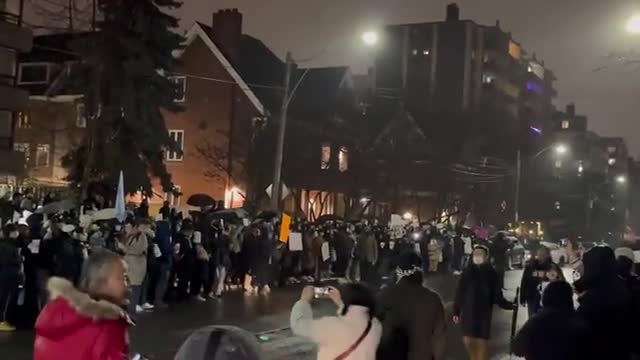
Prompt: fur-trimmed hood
<box><xmin>35</xmin><ymin>277</ymin><xmax>130</xmax><ymax>340</ymax></box>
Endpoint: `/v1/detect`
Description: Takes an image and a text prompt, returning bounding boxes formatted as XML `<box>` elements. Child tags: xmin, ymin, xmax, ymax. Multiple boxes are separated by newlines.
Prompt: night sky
<box><xmin>25</xmin><ymin>0</ymin><xmax>640</xmax><ymax>155</ymax></box>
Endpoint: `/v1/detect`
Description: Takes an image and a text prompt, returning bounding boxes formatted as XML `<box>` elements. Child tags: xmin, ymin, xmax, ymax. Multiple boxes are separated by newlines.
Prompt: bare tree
<box><xmin>28</xmin><ymin>0</ymin><xmax>95</xmax><ymax>31</ymax></box>
<box><xmin>194</xmin><ymin>129</ymin><xmax>248</xmax><ymax>185</ymax></box>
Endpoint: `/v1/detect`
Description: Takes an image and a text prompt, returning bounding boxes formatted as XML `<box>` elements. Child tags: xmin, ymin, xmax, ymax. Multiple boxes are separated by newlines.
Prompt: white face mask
<box><xmin>472</xmin><ymin>255</ymin><xmax>485</xmax><ymax>265</ymax></box>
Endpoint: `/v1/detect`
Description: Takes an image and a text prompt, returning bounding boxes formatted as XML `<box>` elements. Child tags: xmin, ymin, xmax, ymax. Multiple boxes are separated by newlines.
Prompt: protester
<box><xmin>453</xmin><ymin>245</ymin><xmax>514</xmax><ymax>360</ymax></box>
<box><xmin>0</xmin><ymin>224</ymin><xmax>22</xmax><ymax>331</ymax></box>
<box><xmin>376</xmin><ymin>251</ymin><xmax>446</xmax><ymax>360</ymax></box>
<box><xmin>520</xmin><ymin>246</ymin><xmax>556</xmax><ymax>317</ymax></box>
<box><xmin>290</xmin><ymin>284</ymin><xmax>381</xmax><ymax>360</ymax></box>
<box><xmin>357</xmin><ymin>227</ymin><xmax>378</xmax><ymax>284</ymax></box>
<box><xmin>122</xmin><ymin>218</ymin><xmax>150</xmax><ymax>314</ymax></box>
<box><xmin>490</xmin><ymin>232</ymin><xmax>510</xmax><ymax>289</ymax></box>
<box><xmin>33</xmin><ymin>250</ymin><xmax>132</xmax><ymax>360</ymax></box>
<box><xmin>575</xmin><ymin>246</ymin><xmax>634</xmax><ymax>360</ymax></box>
<box><xmin>175</xmin><ymin>222</ymin><xmax>195</xmax><ymax>300</ymax></box>
<box><xmin>512</xmin><ymin>281</ymin><xmax>585</xmax><ymax>360</ymax></box>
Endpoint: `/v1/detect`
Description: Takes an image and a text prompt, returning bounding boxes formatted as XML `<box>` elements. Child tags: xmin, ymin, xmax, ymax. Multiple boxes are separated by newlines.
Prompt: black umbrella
<box><xmin>316</xmin><ymin>214</ymin><xmax>344</xmax><ymax>224</ymax></box>
<box><xmin>187</xmin><ymin>194</ymin><xmax>216</xmax><ymax>207</ymax></box>
<box><xmin>207</xmin><ymin>208</ymin><xmax>248</xmax><ymax>224</ymax></box>
<box><xmin>254</xmin><ymin>210</ymin><xmax>279</xmax><ymax>221</ymax></box>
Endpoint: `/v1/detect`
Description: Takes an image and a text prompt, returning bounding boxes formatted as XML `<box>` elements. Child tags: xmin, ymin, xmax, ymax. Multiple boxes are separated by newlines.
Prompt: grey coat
<box><xmin>123</xmin><ymin>233</ymin><xmax>148</xmax><ymax>286</ymax></box>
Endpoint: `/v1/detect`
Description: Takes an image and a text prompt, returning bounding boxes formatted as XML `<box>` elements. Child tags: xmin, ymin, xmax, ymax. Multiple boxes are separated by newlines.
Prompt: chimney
<box><xmin>566</xmin><ymin>103</ymin><xmax>576</xmax><ymax>117</ymax></box>
<box><xmin>446</xmin><ymin>3</ymin><xmax>460</xmax><ymax>21</ymax></box>
<box><xmin>211</xmin><ymin>9</ymin><xmax>243</xmax><ymax>64</ymax></box>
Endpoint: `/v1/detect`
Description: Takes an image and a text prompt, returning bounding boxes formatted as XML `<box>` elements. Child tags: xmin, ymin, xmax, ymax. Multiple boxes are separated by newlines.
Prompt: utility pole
<box><xmin>515</xmin><ymin>149</ymin><xmax>521</xmax><ymax>223</ymax></box>
<box><xmin>270</xmin><ymin>52</ymin><xmax>293</xmax><ymax>210</ymax></box>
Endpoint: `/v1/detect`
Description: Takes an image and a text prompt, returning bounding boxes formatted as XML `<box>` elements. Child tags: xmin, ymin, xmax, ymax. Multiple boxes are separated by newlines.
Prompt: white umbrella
<box><xmin>92</xmin><ymin>208</ymin><xmax>117</xmax><ymax>222</ymax></box>
<box><xmin>115</xmin><ymin>171</ymin><xmax>126</xmax><ymax>222</ymax></box>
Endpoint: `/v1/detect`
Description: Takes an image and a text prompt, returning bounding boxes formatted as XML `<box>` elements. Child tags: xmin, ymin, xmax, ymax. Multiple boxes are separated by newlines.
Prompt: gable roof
<box><xmin>289</xmin><ymin>66</ymin><xmax>350</xmax><ymax>116</ymax></box>
<box><xmin>178</xmin><ymin>23</ymin><xmax>265</xmax><ymax>115</ymax></box>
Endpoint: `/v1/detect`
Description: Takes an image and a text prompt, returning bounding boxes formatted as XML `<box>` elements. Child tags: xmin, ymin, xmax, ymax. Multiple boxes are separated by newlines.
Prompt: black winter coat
<box><xmin>0</xmin><ymin>238</ymin><xmax>21</xmax><ymax>275</ymax></box>
<box><xmin>520</xmin><ymin>259</ymin><xmax>553</xmax><ymax>304</ymax></box>
<box><xmin>453</xmin><ymin>264</ymin><xmax>513</xmax><ymax>339</ymax></box>
<box><xmin>577</xmin><ymin>278</ymin><xmax>633</xmax><ymax>360</ymax></box>
<box><xmin>377</xmin><ymin>277</ymin><xmax>447</xmax><ymax>360</ymax></box>
<box><xmin>512</xmin><ymin>309</ymin><xmax>586</xmax><ymax>360</ymax></box>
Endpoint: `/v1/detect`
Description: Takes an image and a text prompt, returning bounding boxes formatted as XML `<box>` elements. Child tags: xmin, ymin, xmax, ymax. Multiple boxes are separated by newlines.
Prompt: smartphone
<box><xmin>314</xmin><ymin>287</ymin><xmax>329</xmax><ymax>298</ymax></box>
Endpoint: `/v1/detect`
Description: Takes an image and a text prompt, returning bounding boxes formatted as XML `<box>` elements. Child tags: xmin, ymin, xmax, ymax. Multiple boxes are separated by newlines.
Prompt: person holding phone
<box><xmin>290</xmin><ymin>284</ymin><xmax>381</xmax><ymax>360</ymax></box>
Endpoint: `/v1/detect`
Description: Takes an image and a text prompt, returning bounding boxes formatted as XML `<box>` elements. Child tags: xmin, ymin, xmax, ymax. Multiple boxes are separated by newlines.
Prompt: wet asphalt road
<box><xmin>1</xmin><ymin>270</ymin><xmax>531</xmax><ymax>360</ymax></box>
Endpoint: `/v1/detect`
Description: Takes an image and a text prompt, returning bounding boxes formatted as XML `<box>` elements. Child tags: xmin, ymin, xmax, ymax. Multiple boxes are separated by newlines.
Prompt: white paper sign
<box><xmin>321</xmin><ymin>242</ymin><xmax>330</xmax><ymax>261</ymax></box>
<box><xmin>289</xmin><ymin>232</ymin><xmax>303</xmax><ymax>251</ymax></box>
<box><xmin>389</xmin><ymin>241</ymin><xmax>395</xmax><ymax>250</ymax></box>
<box><xmin>28</xmin><ymin>239</ymin><xmax>41</xmax><ymax>254</ymax></box>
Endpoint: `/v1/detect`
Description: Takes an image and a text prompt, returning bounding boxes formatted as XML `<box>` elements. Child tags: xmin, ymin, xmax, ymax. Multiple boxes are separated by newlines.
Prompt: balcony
<box><xmin>0</xmin><ymin>12</ymin><xmax>33</xmax><ymax>52</ymax></box>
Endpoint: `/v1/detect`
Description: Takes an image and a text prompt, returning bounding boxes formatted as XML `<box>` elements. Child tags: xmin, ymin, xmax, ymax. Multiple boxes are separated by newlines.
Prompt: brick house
<box><xmin>16</xmin><ymin>14</ymin><xmax>266</xmax><ymax>207</ymax></box>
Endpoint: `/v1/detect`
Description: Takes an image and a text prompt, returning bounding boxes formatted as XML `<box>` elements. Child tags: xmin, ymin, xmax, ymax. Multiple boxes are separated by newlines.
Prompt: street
<box><xmin>0</xmin><ymin>269</ymin><xmax>534</xmax><ymax>360</ymax></box>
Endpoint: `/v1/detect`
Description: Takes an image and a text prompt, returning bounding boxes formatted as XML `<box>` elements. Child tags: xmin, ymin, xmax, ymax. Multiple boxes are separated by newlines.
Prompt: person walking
<box><xmin>290</xmin><ymin>284</ymin><xmax>381</xmax><ymax>360</ymax></box>
<box><xmin>520</xmin><ymin>246</ymin><xmax>556</xmax><ymax>317</ymax></box>
<box><xmin>376</xmin><ymin>251</ymin><xmax>446</xmax><ymax>360</ymax></box>
<box><xmin>0</xmin><ymin>224</ymin><xmax>22</xmax><ymax>331</ymax></box>
<box><xmin>575</xmin><ymin>246</ymin><xmax>634</xmax><ymax>360</ymax></box>
<box><xmin>490</xmin><ymin>232</ymin><xmax>510</xmax><ymax>289</ymax></box>
<box><xmin>34</xmin><ymin>250</ymin><xmax>133</xmax><ymax>360</ymax></box>
<box><xmin>512</xmin><ymin>281</ymin><xmax>585</xmax><ymax>360</ymax></box>
<box><xmin>122</xmin><ymin>218</ymin><xmax>150</xmax><ymax>314</ymax></box>
<box><xmin>358</xmin><ymin>227</ymin><xmax>378</xmax><ymax>284</ymax></box>
<box><xmin>453</xmin><ymin>245</ymin><xmax>514</xmax><ymax>360</ymax></box>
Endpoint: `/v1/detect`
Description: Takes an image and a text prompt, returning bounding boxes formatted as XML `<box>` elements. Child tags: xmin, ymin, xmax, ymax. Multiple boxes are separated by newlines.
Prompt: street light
<box><xmin>362</xmin><ymin>31</ymin><xmax>378</xmax><ymax>46</ymax></box>
<box><xmin>555</xmin><ymin>144</ymin><xmax>568</xmax><ymax>155</ymax></box>
<box><xmin>515</xmin><ymin>143</ymin><xmax>569</xmax><ymax>222</ymax></box>
<box><xmin>616</xmin><ymin>175</ymin><xmax>627</xmax><ymax>184</ymax></box>
<box><xmin>627</xmin><ymin>15</ymin><xmax>640</xmax><ymax>34</ymax></box>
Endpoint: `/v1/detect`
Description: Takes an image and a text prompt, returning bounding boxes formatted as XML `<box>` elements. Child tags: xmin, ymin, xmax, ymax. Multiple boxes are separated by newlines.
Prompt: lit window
<box><xmin>338</xmin><ymin>146</ymin><xmax>349</xmax><ymax>172</ymax></box>
<box><xmin>35</xmin><ymin>144</ymin><xmax>50</xmax><ymax>167</ymax></box>
<box><xmin>321</xmin><ymin>143</ymin><xmax>331</xmax><ymax>170</ymax></box>
<box><xmin>76</xmin><ymin>103</ymin><xmax>87</xmax><ymax>128</ymax></box>
<box><xmin>18</xmin><ymin>63</ymin><xmax>50</xmax><ymax>84</ymax></box>
<box><xmin>482</xmin><ymin>74</ymin><xmax>495</xmax><ymax>84</ymax></box>
<box><xmin>14</xmin><ymin>143</ymin><xmax>30</xmax><ymax>163</ymax></box>
<box><xmin>167</xmin><ymin>130</ymin><xmax>184</xmax><ymax>161</ymax></box>
<box><xmin>561</xmin><ymin>120</ymin><xmax>570</xmax><ymax>129</ymax></box>
<box><xmin>17</xmin><ymin>112</ymin><xmax>30</xmax><ymax>129</ymax></box>
<box><xmin>169</xmin><ymin>76</ymin><xmax>186</xmax><ymax>102</ymax></box>
<box><xmin>412</xmin><ymin>49</ymin><xmax>418</xmax><ymax>56</ymax></box>
<box><xmin>423</xmin><ymin>49</ymin><xmax>430</xmax><ymax>56</ymax></box>
<box><xmin>555</xmin><ymin>160</ymin><xmax>562</xmax><ymax>168</ymax></box>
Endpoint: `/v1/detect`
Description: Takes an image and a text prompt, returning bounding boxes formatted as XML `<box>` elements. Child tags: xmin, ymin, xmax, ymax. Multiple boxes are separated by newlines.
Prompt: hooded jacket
<box><xmin>34</xmin><ymin>277</ymin><xmax>131</xmax><ymax>360</ymax></box>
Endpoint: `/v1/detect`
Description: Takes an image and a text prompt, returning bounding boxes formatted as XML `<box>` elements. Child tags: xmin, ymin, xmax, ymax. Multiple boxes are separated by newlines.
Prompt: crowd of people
<box><xmin>4</xmin><ymin>191</ymin><xmax>640</xmax><ymax>359</ymax></box>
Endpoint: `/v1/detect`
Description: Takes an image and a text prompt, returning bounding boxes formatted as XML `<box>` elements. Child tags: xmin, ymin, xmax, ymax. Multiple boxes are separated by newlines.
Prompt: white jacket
<box><xmin>290</xmin><ymin>300</ymin><xmax>381</xmax><ymax>360</ymax></box>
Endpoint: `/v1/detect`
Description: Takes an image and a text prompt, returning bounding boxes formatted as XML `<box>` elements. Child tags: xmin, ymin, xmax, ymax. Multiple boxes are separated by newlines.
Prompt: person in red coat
<box><xmin>34</xmin><ymin>250</ymin><xmax>133</xmax><ymax>360</ymax></box>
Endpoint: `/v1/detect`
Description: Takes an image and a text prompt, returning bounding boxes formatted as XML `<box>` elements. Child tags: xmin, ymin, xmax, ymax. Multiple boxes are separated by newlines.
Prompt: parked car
<box><xmin>507</xmin><ymin>238</ymin><xmax>527</xmax><ymax>269</ymax></box>
<box><xmin>540</xmin><ymin>241</ymin><xmax>568</xmax><ymax>265</ymax></box>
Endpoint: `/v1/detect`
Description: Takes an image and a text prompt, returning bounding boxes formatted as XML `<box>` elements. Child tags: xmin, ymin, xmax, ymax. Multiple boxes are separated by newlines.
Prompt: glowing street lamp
<box><xmin>627</xmin><ymin>15</ymin><xmax>640</xmax><ymax>34</ymax></box>
<box><xmin>362</xmin><ymin>31</ymin><xmax>378</xmax><ymax>46</ymax></box>
<box><xmin>554</xmin><ymin>144</ymin><xmax>568</xmax><ymax>155</ymax></box>
<box><xmin>616</xmin><ymin>175</ymin><xmax>627</xmax><ymax>184</ymax></box>
<box><xmin>402</xmin><ymin>212</ymin><xmax>413</xmax><ymax>221</ymax></box>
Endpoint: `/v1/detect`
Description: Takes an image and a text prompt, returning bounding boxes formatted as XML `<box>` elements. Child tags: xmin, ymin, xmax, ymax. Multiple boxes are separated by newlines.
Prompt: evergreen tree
<box><xmin>63</xmin><ymin>0</ymin><xmax>184</xmax><ymax>196</ymax></box>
